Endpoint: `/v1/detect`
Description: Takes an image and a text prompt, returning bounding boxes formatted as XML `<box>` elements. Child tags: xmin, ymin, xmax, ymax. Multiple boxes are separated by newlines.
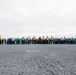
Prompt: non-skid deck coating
<box><xmin>0</xmin><ymin>45</ymin><xmax>76</xmax><ymax>75</ymax></box>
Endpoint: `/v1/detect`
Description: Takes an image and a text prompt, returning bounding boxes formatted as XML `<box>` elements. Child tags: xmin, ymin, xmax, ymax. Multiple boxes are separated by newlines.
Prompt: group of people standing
<box><xmin>0</xmin><ymin>35</ymin><xmax>76</xmax><ymax>44</ymax></box>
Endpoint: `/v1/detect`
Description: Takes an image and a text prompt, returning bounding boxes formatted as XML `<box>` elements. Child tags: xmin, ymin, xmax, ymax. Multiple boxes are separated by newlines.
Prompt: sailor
<box><xmin>54</xmin><ymin>38</ymin><xmax>59</xmax><ymax>44</ymax></box>
<box><xmin>41</xmin><ymin>36</ymin><xmax>45</xmax><ymax>44</ymax></box>
<box><xmin>4</xmin><ymin>38</ymin><xmax>6</xmax><ymax>44</ymax></box>
<box><xmin>0</xmin><ymin>35</ymin><xmax>2</xmax><ymax>44</ymax></box>
<box><xmin>45</xmin><ymin>36</ymin><xmax>49</xmax><ymax>44</ymax></box>
<box><xmin>74</xmin><ymin>38</ymin><xmax>76</xmax><ymax>44</ymax></box>
<box><xmin>50</xmin><ymin>36</ymin><xmax>54</xmax><ymax>44</ymax></box>
<box><xmin>12</xmin><ymin>38</ymin><xmax>15</xmax><ymax>44</ymax></box>
<box><xmin>7</xmin><ymin>38</ymin><xmax>12</xmax><ymax>44</ymax></box>
<box><xmin>32</xmin><ymin>36</ymin><xmax>36</xmax><ymax>44</ymax></box>
<box><xmin>37</xmin><ymin>36</ymin><xmax>41</xmax><ymax>44</ymax></box>
<box><xmin>60</xmin><ymin>37</ymin><xmax>64</xmax><ymax>44</ymax></box>
<box><xmin>1</xmin><ymin>38</ymin><xmax>3</xmax><ymax>44</ymax></box>
<box><xmin>63</xmin><ymin>37</ymin><xmax>66</xmax><ymax>44</ymax></box>
<box><xmin>14</xmin><ymin>38</ymin><xmax>21</xmax><ymax>44</ymax></box>
<box><xmin>27</xmin><ymin>36</ymin><xmax>31</xmax><ymax>44</ymax></box>
<box><xmin>21</xmin><ymin>37</ymin><xmax>25</xmax><ymax>44</ymax></box>
<box><xmin>70</xmin><ymin>37</ymin><xmax>75</xmax><ymax>44</ymax></box>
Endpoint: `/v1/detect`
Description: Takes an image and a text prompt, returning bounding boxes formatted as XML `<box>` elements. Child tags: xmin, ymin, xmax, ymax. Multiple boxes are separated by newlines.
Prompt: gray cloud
<box><xmin>0</xmin><ymin>0</ymin><xmax>76</xmax><ymax>38</ymax></box>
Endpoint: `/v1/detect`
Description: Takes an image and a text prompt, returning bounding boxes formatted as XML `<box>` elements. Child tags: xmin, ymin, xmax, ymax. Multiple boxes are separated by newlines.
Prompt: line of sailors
<box><xmin>0</xmin><ymin>35</ymin><xmax>76</xmax><ymax>44</ymax></box>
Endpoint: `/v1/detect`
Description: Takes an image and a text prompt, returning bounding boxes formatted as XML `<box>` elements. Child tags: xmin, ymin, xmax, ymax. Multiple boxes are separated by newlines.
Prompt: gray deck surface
<box><xmin>0</xmin><ymin>45</ymin><xmax>76</xmax><ymax>75</ymax></box>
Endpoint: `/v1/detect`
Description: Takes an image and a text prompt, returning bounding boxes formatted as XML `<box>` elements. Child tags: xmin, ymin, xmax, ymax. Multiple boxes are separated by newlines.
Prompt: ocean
<box><xmin>0</xmin><ymin>44</ymin><xmax>76</xmax><ymax>75</ymax></box>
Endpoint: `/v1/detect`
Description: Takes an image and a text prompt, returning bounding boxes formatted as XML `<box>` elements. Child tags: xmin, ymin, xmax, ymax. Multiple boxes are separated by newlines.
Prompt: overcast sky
<box><xmin>0</xmin><ymin>0</ymin><xmax>76</xmax><ymax>38</ymax></box>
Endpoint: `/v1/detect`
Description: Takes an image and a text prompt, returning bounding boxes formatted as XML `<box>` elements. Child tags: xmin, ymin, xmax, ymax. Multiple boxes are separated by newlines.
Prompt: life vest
<box><xmin>22</xmin><ymin>37</ymin><xmax>25</xmax><ymax>41</ymax></box>
<box><xmin>0</xmin><ymin>36</ymin><xmax>2</xmax><ymax>40</ymax></box>
<box><xmin>45</xmin><ymin>37</ymin><xmax>49</xmax><ymax>40</ymax></box>
<box><xmin>28</xmin><ymin>37</ymin><xmax>31</xmax><ymax>40</ymax></box>
<box><xmin>33</xmin><ymin>37</ymin><xmax>36</xmax><ymax>40</ymax></box>
<box><xmin>42</xmin><ymin>36</ymin><xmax>45</xmax><ymax>40</ymax></box>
